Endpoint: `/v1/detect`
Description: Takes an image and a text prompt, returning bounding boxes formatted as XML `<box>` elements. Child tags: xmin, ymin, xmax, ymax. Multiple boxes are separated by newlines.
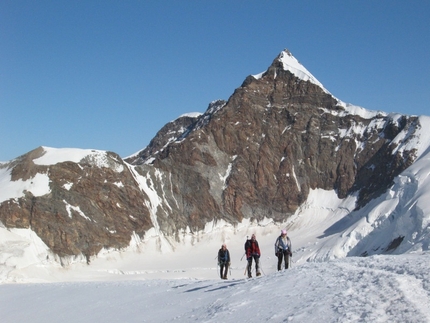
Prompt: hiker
<box><xmin>245</xmin><ymin>234</ymin><xmax>261</xmax><ymax>277</ymax></box>
<box><xmin>274</xmin><ymin>229</ymin><xmax>292</xmax><ymax>270</ymax></box>
<box><xmin>218</xmin><ymin>243</ymin><xmax>231</xmax><ymax>279</ymax></box>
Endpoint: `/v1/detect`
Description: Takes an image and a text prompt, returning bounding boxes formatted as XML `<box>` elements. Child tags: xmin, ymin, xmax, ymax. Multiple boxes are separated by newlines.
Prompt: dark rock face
<box><xmin>0</xmin><ymin>51</ymin><xmax>420</xmax><ymax>260</ymax></box>
<box><xmin>126</xmin><ymin>115</ymin><xmax>199</xmax><ymax>166</ymax></box>
<box><xmin>144</xmin><ymin>55</ymin><xmax>418</xmax><ymax>227</ymax></box>
<box><xmin>126</xmin><ymin>100</ymin><xmax>227</xmax><ymax>166</ymax></box>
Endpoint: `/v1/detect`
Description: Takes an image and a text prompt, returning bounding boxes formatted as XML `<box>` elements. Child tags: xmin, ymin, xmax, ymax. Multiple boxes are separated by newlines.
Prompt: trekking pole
<box><xmin>259</xmin><ymin>259</ymin><xmax>266</xmax><ymax>276</ymax></box>
<box><xmin>241</xmin><ymin>236</ymin><xmax>249</xmax><ymax>262</ymax></box>
<box><xmin>240</xmin><ymin>252</ymin><xmax>246</xmax><ymax>261</ymax></box>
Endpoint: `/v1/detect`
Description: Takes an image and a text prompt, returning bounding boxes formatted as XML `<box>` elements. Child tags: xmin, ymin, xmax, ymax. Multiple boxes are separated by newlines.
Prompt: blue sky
<box><xmin>1</xmin><ymin>1</ymin><xmax>429</xmax><ymax>161</ymax></box>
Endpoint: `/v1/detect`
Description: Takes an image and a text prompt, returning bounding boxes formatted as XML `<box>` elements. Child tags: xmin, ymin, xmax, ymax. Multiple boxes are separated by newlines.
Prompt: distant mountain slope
<box><xmin>0</xmin><ymin>49</ymin><xmax>429</xmax><ymax>273</ymax></box>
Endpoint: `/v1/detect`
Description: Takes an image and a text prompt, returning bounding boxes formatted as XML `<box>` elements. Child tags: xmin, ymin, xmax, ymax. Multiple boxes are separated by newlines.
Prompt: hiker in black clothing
<box><xmin>274</xmin><ymin>229</ymin><xmax>292</xmax><ymax>270</ymax></box>
<box><xmin>218</xmin><ymin>244</ymin><xmax>231</xmax><ymax>279</ymax></box>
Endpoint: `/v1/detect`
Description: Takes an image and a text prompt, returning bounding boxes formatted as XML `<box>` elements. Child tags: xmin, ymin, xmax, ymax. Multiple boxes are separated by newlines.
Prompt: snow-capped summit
<box><xmin>277</xmin><ymin>49</ymin><xmax>329</xmax><ymax>92</ymax></box>
<box><xmin>253</xmin><ymin>49</ymin><xmax>330</xmax><ymax>94</ymax></box>
<box><xmin>33</xmin><ymin>146</ymin><xmax>112</xmax><ymax>167</ymax></box>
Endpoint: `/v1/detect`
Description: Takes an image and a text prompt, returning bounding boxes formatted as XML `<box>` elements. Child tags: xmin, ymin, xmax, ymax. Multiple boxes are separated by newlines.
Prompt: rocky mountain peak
<box><xmin>251</xmin><ymin>49</ymin><xmax>329</xmax><ymax>95</ymax></box>
<box><xmin>0</xmin><ymin>49</ymin><xmax>424</xmax><ymax>265</ymax></box>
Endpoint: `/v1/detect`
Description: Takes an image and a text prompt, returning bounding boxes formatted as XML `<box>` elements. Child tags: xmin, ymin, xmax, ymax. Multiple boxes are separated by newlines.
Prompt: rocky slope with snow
<box><xmin>1</xmin><ymin>49</ymin><xmax>429</xmax><ymax>274</ymax></box>
<box><xmin>0</xmin><ymin>147</ymin><xmax>152</xmax><ymax>262</ymax></box>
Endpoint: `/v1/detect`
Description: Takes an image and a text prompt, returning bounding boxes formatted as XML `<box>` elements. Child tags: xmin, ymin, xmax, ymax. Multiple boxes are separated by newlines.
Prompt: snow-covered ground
<box><xmin>1</xmin><ymin>252</ymin><xmax>429</xmax><ymax>323</ymax></box>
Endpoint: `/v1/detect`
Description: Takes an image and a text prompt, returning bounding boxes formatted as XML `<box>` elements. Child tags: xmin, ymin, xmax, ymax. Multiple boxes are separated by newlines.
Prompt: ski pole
<box><xmin>260</xmin><ymin>263</ymin><xmax>266</xmax><ymax>276</ymax></box>
<box><xmin>241</xmin><ymin>236</ymin><xmax>249</xmax><ymax>262</ymax></box>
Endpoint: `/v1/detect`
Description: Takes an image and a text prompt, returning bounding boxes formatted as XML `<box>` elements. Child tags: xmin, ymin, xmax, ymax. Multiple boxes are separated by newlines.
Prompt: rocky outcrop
<box><xmin>0</xmin><ymin>149</ymin><xmax>152</xmax><ymax>261</ymax></box>
<box><xmin>126</xmin><ymin>114</ymin><xmax>200</xmax><ymax>166</ymax></box>
<box><xmin>126</xmin><ymin>100</ymin><xmax>226</xmax><ymax>166</ymax></box>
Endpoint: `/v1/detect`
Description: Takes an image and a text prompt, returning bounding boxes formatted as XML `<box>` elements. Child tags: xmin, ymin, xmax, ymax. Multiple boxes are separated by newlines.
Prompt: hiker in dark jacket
<box><xmin>218</xmin><ymin>244</ymin><xmax>231</xmax><ymax>279</ymax></box>
<box><xmin>274</xmin><ymin>229</ymin><xmax>292</xmax><ymax>270</ymax></box>
<box><xmin>245</xmin><ymin>234</ymin><xmax>261</xmax><ymax>277</ymax></box>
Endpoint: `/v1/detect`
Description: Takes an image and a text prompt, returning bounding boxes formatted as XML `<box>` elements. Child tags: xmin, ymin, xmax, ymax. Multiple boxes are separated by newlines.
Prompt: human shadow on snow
<box><xmin>184</xmin><ymin>280</ymin><xmax>246</xmax><ymax>293</ymax></box>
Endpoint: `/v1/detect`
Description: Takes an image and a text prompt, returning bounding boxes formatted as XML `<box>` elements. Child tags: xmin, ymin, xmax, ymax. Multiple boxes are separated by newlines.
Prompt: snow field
<box><xmin>1</xmin><ymin>253</ymin><xmax>430</xmax><ymax>323</ymax></box>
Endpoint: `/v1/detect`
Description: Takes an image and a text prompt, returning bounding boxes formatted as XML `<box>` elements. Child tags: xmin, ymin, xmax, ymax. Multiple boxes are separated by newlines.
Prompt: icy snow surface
<box><xmin>33</xmin><ymin>146</ymin><xmax>106</xmax><ymax>166</ymax></box>
<box><xmin>0</xmin><ymin>169</ymin><xmax>50</xmax><ymax>203</ymax></box>
<box><xmin>1</xmin><ymin>251</ymin><xmax>429</xmax><ymax>322</ymax></box>
<box><xmin>178</xmin><ymin>112</ymin><xmax>202</xmax><ymax>119</ymax></box>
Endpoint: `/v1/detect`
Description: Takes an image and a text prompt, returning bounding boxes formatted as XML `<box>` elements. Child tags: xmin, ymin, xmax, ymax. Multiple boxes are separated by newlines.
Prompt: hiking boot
<box><xmin>256</xmin><ymin>272</ymin><xmax>261</xmax><ymax>277</ymax></box>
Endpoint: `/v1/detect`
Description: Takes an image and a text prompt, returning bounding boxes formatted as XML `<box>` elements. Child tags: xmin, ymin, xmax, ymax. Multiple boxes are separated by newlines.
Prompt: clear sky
<box><xmin>1</xmin><ymin>1</ymin><xmax>429</xmax><ymax>161</ymax></box>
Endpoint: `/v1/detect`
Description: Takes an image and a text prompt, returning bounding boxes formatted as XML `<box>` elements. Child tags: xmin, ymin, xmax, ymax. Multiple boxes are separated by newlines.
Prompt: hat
<box><xmin>281</xmin><ymin>229</ymin><xmax>287</xmax><ymax>235</ymax></box>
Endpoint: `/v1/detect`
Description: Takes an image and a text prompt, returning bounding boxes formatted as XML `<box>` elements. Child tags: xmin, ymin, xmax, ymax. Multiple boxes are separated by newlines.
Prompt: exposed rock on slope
<box><xmin>136</xmin><ymin>50</ymin><xmax>418</xmax><ymax>227</ymax></box>
<box><xmin>0</xmin><ymin>148</ymin><xmax>152</xmax><ymax>261</ymax></box>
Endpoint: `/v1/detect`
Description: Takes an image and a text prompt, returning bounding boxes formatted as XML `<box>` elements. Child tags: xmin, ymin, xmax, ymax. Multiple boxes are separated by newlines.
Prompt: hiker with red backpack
<box><xmin>274</xmin><ymin>229</ymin><xmax>292</xmax><ymax>270</ymax></box>
<box><xmin>245</xmin><ymin>234</ymin><xmax>261</xmax><ymax>277</ymax></box>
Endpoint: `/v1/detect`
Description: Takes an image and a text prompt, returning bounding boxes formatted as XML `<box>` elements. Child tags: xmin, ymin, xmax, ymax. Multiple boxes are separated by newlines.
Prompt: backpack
<box><xmin>244</xmin><ymin>239</ymin><xmax>251</xmax><ymax>251</ymax></box>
